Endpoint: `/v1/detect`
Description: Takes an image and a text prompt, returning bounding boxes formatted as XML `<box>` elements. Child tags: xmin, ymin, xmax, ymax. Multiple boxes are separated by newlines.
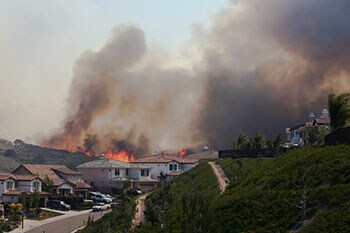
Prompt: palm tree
<box><xmin>232</xmin><ymin>133</ymin><xmax>250</xmax><ymax>149</ymax></box>
<box><xmin>328</xmin><ymin>93</ymin><xmax>350</xmax><ymax>130</ymax></box>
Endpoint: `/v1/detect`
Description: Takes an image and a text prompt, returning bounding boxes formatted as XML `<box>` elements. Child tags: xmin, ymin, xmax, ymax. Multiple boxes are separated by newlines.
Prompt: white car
<box><xmin>92</xmin><ymin>203</ymin><xmax>108</xmax><ymax>212</ymax></box>
<box><xmin>91</xmin><ymin>194</ymin><xmax>112</xmax><ymax>203</ymax></box>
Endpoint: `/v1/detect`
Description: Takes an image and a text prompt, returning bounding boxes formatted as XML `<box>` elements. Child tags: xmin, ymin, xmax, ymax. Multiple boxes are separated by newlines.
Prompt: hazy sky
<box><xmin>0</xmin><ymin>0</ymin><xmax>228</xmax><ymax>142</ymax></box>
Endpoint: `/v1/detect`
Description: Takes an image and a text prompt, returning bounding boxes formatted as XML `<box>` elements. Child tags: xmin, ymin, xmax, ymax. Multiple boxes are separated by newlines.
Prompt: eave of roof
<box><xmin>133</xmin><ymin>154</ymin><xmax>199</xmax><ymax>164</ymax></box>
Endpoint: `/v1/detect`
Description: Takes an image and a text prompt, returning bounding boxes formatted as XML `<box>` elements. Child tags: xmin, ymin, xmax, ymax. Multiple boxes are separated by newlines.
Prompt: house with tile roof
<box><xmin>12</xmin><ymin>164</ymin><xmax>91</xmax><ymax>198</ymax></box>
<box><xmin>133</xmin><ymin>153</ymin><xmax>199</xmax><ymax>180</ymax></box>
<box><xmin>0</xmin><ymin>171</ymin><xmax>47</xmax><ymax>204</ymax></box>
<box><xmin>286</xmin><ymin>109</ymin><xmax>330</xmax><ymax>146</ymax></box>
<box><xmin>77</xmin><ymin>159</ymin><xmax>159</xmax><ymax>193</ymax></box>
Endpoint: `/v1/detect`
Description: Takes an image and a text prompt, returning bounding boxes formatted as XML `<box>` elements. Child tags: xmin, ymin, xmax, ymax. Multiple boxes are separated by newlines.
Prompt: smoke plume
<box><xmin>44</xmin><ymin>0</ymin><xmax>350</xmax><ymax>154</ymax></box>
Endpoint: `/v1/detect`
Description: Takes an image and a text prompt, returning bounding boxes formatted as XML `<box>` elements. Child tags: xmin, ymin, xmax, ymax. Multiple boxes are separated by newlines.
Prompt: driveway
<box><xmin>10</xmin><ymin>209</ymin><xmax>111</xmax><ymax>233</ymax></box>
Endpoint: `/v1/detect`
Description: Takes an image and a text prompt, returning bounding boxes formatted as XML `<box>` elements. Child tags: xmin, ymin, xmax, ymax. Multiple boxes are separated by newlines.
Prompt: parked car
<box><xmin>47</xmin><ymin>200</ymin><xmax>71</xmax><ymax>211</ymax></box>
<box><xmin>92</xmin><ymin>203</ymin><xmax>108</xmax><ymax>212</ymax></box>
<box><xmin>126</xmin><ymin>189</ymin><xmax>142</xmax><ymax>196</ymax></box>
<box><xmin>91</xmin><ymin>193</ymin><xmax>113</xmax><ymax>203</ymax></box>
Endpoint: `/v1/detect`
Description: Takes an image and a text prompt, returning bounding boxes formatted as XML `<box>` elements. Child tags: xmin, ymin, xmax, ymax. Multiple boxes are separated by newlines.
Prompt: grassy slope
<box><xmin>134</xmin><ymin>162</ymin><xmax>220</xmax><ymax>233</ymax></box>
<box><xmin>213</xmin><ymin>146</ymin><xmax>350</xmax><ymax>233</ymax></box>
<box><xmin>77</xmin><ymin>201</ymin><xmax>136</xmax><ymax>233</ymax></box>
<box><xmin>137</xmin><ymin>146</ymin><xmax>350</xmax><ymax>233</ymax></box>
<box><xmin>79</xmin><ymin>146</ymin><xmax>350</xmax><ymax>233</ymax></box>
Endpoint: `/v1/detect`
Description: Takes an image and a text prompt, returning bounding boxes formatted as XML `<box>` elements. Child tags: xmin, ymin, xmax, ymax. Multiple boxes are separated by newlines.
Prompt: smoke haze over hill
<box><xmin>44</xmin><ymin>0</ymin><xmax>350</xmax><ymax>153</ymax></box>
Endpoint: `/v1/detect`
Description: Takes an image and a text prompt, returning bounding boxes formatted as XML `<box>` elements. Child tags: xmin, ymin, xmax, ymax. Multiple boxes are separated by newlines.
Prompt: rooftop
<box><xmin>0</xmin><ymin>171</ymin><xmax>39</xmax><ymax>181</ymax></box>
<box><xmin>13</xmin><ymin>164</ymin><xmax>87</xmax><ymax>187</ymax></box>
<box><xmin>134</xmin><ymin>153</ymin><xmax>199</xmax><ymax>164</ymax></box>
<box><xmin>77</xmin><ymin>158</ymin><xmax>151</xmax><ymax>169</ymax></box>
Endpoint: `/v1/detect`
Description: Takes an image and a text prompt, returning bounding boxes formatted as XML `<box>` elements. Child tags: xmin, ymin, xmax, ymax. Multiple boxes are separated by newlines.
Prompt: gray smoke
<box><xmin>45</xmin><ymin>0</ymin><xmax>350</xmax><ymax>153</ymax></box>
<box><xmin>195</xmin><ymin>0</ymin><xmax>350</xmax><ymax>148</ymax></box>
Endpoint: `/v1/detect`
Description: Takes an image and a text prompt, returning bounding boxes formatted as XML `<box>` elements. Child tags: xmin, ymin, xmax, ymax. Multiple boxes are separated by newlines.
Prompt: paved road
<box><xmin>10</xmin><ymin>209</ymin><xmax>111</xmax><ymax>233</ymax></box>
<box><xmin>208</xmin><ymin>161</ymin><xmax>230</xmax><ymax>193</ymax></box>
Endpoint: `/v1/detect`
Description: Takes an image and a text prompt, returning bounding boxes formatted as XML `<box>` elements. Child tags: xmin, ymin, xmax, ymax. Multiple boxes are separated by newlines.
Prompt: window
<box><xmin>141</xmin><ymin>169</ymin><xmax>149</xmax><ymax>177</ymax></box>
<box><xmin>6</xmin><ymin>181</ymin><xmax>14</xmax><ymax>190</ymax></box>
<box><xmin>33</xmin><ymin>181</ymin><xmax>40</xmax><ymax>190</ymax></box>
<box><xmin>115</xmin><ymin>169</ymin><xmax>120</xmax><ymax>176</ymax></box>
<box><xmin>169</xmin><ymin>163</ymin><xmax>178</xmax><ymax>171</ymax></box>
<box><xmin>126</xmin><ymin>169</ymin><xmax>129</xmax><ymax>176</ymax></box>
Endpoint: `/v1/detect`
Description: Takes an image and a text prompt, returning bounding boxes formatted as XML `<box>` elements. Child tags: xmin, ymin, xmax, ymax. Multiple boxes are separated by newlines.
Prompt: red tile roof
<box><xmin>134</xmin><ymin>153</ymin><xmax>199</xmax><ymax>164</ymax></box>
<box><xmin>169</xmin><ymin>171</ymin><xmax>183</xmax><ymax>176</ymax></box>
<box><xmin>0</xmin><ymin>172</ymin><xmax>13</xmax><ymax>181</ymax></box>
<box><xmin>314</xmin><ymin>118</ymin><xmax>330</xmax><ymax>125</ymax></box>
<box><xmin>0</xmin><ymin>172</ymin><xmax>39</xmax><ymax>181</ymax></box>
<box><xmin>70</xmin><ymin>181</ymin><xmax>92</xmax><ymax>189</ymax></box>
<box><xmin>51</xmin><ymin>166</ymin><xmax>81</xmax><ymax>175</ymax></box>
<box><xmin>13</xmin><ymin>175</ymin><xmax>41</xmax><ymax>181</ymax></box>
<box><xmin>14</xmin><ymin>164</ymin><xmax>89</xmax><ymax>188</ymax></box>
<box><xmin>3</xmin><ymin>190</ymin><xmax>25</xmax><ymax>196</ymax></box>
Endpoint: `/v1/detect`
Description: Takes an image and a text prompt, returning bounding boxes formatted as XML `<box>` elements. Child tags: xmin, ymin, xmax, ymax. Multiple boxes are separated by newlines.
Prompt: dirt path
<box><xmin>208</xmin><ymin>161</ymin><xmax>230</xmax><ymax>193</ymax></box>
<box><xmin>131</xmin><ymin>193</ymin><xmax>150</xmax><ymax>230</ymax></box>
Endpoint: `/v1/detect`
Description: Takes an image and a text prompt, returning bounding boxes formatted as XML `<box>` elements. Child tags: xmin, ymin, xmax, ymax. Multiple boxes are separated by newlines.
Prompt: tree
<box><xmin>252</xmin><ymin>132</ymin><xmax>267</xmax><ymax>149</ymax></box>
<box><xmin>9</xmin><ymin>203</ymin><xmax>23</xmax><ymax>213</ymax></box>
<box><xmin>328</xmin><ymin>93</ymin><xmax>350</xmax><ymax>130</ymax></box>
<box><xmin>303</xmin><ymin>125</ymin><xmax>330</xmax><ymax>146</ymax></box>
<box><xmin>42</xmin><ymin>175</ymin><xmax>54</xmax><ymax>194</ymax></box>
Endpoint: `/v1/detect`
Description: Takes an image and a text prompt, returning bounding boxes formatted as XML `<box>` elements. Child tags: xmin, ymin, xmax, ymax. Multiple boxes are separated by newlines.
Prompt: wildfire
<box><xmin>85</xmin><ymin>151</ymin><xmax>93</xmax><ymax>157</ymax></box>
<box><xmin>179</xmin><ymin>149</ymin><xmax>187</xmax><ymax>158</ymax></box>
<box><xmin>41</xmin><ymin>134</ymin><xmax>136</xmax><ymax>161</ymax></box>
<box><xmin>62</xmin><ymin>135</ymin><xmax>75</xmax><ymax>152</ymax></box>
<box><xmin>105</xmin><ymin>149</ymin><xmax>135</xmax><ymax>162</ymax></box>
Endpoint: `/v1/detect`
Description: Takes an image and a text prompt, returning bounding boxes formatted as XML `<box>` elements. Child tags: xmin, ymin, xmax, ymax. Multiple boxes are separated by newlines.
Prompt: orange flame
<box><xmin>85</xmin><ymin>151</ymin><xmax>93</xmax><ymax>157</ymax></box>
<box><xmin>179</xmin><ymin>149</ymin><xmax>187</xmax><ymax>158</ymax></box>
<box><xmin>63</xmin><ymin>135</ymin><xmax>75</xmax><ymax>152</ymax></box>
<box><xmin>105</xmin><ymin>149</ymin><xmax>135</xmax><ymax>162</ymax></box>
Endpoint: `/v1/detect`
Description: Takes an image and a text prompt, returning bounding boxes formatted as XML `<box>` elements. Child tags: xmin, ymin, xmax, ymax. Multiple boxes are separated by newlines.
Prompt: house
<box><xmin>12</xmin><ymin>164</ymin><xmax>91</xmax><ymax>198</ymax></box>
<box><xmin>133</xmin><ymin>153</ymin><xmax>199</xmax><ymax>180</ymax></box>
<box><xmin>0</xmin><ymin>171</ymin><xmax>47</xmax><ymax>204</ymax></box>
<box><xmin>285</xmin><ymin>109</ymin><xmax>330</xmax><ymax>146</ymax></box>
<box><xmin>77</xmin><ymin>159</ymin><xmax>159</xmax><ymax>193</ymax></box>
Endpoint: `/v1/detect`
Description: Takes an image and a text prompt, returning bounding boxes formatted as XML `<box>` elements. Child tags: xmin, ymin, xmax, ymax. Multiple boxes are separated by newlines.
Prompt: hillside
<box><xmin>0</xmin><ymin>138</ymin><xmax>96</xmax><ymax>171</ymax></box>
<box><xmin>79</xmin><ymin>146</ymin><xmax>350</xmax><ymax>233</ymax></box>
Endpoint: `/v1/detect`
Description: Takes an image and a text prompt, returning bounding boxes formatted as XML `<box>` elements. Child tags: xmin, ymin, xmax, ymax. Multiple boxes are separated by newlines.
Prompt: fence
<box><xmin>218</xmin><ymin>149</ymin><xmax>276</xmax><ymax>159</ymax></box>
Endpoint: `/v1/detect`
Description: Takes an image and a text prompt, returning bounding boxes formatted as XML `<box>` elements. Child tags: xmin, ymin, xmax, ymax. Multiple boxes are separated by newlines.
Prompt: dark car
<box><xmin>126</xmin><ymin>189</ymin><xmax>142</xmax><ymax>196</ymax></box>
<box><xmin>47</xmin><ymin>200</ymin><xmax>71</xmax><ymax>211</ymax></box>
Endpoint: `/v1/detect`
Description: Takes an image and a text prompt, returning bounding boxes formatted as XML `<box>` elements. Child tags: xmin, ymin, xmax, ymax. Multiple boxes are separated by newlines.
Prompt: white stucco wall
<box><xmin>135</xmin><ymin>162</ymin><xmax>198</xmax><ymax>179</ymax></box>
<box><xmin>15</xmin><ymin>179</ymin><xmax>41</xmax><ymax>192</ymax></box>
<box><xmin>109</xmin><ymin>168</ymin><xmax>128</xmax><ymax>179</ymax></box>
<box><xmin>128</xmin><ymin>168</ymin><xmax>139</xmax><ymax>180</ymax></box>
<box><xmin>182</xmin><ymin>163</ymin><xmax>199</xmax><ymax>172</ymax></box>
<box><xmin>140</xmin><ymin>163</ymin><xmax>168</xmax><ymax>179</ymax></box>
<box><xmin>4</xmin><ymin>179</ymin><xmax>15</xmax><ymax>193</ymax></box>
<box><xmin>79</xmin><ymin>167</ymin><xmax>109</xmax><ymax>187</ymax></box>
